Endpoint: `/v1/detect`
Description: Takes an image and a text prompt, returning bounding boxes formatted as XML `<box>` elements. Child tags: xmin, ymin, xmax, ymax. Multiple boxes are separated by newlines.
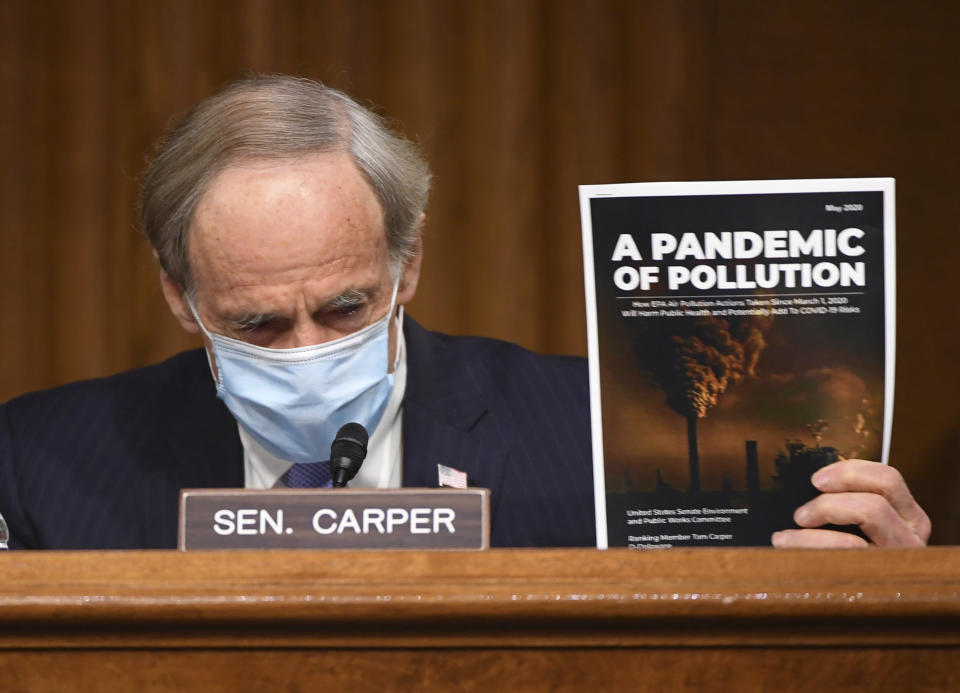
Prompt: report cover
<box><xmin>580</xmin><ymin>179</ymin><xmax>895</xmax><ymax>549</ymax></box>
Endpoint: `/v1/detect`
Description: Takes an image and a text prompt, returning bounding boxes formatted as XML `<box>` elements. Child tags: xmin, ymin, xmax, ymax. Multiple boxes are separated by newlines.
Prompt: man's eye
<box><xmin>335</xmin><ymin>304</ymin><xmax>361</xmax><ymax>316</ymax></box>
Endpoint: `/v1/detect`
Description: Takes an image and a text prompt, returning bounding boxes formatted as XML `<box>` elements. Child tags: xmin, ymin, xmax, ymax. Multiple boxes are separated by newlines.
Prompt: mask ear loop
<box><xmin>388</xmin><ymin>278</ymin><xmax>403</xmax><ymax>372</ymax></box>
<box><xmin>186</xmin><ymin>299</ymin><xmax>223</xmax><ymax>389</ymax></box>
<box><xmin>186</xmin><ymin>299</ymin><xmax>211</xmax><ymax>337</ymax></box>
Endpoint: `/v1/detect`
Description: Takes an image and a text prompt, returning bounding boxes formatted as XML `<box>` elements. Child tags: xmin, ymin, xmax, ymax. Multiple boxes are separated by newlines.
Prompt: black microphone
<box><xmin>329</xmin><ymin>422</ymin><xmax>369</xmax><ymax>488</ymax></box>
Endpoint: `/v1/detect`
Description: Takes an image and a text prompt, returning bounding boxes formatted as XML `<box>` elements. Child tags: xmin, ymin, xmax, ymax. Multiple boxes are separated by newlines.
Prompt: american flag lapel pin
<box><xmin>437</xmin><ymin>463</ymin><xmax>468</xmax><ymax>489</ymax></box>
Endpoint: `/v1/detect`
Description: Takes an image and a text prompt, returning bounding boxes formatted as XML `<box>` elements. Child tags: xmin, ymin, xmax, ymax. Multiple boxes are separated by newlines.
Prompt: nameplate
<box><xmin>178</xmin><ymin>488</ymin><xmax>490</xmax><ymax>550</ymax></box>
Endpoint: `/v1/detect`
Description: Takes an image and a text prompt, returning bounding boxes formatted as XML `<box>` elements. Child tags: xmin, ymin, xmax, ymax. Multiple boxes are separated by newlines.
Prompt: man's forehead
<box><xmin>186</xmin><ymin>151</ymin><xmax>391</xmax><ymax>309</ymax></box>
<box><xmin>193</xmin><ymin>152</ymin><xmax>383</xmax><ymax>227</ymax></box>
<box><xmin>191</xmin><ymin>153</ymin><xmax>385</xmax><ymax>251</ymax></box>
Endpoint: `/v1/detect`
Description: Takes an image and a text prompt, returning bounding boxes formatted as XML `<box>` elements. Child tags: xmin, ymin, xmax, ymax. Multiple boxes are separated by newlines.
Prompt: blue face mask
<box><xmin>190</xmin><ymin>283</ymin><xmax>400</xmax><ymax>464</ymax></box>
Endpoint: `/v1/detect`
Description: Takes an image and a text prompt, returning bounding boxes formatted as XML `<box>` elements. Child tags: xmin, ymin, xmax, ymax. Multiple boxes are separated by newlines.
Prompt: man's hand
<box><xmin>771</xmin><ymin>459</ymin><xmax>931</xmax><ymax>548</ymax></box>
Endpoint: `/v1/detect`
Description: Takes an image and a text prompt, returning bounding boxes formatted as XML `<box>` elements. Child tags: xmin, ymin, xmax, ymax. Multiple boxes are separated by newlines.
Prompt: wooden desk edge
<box><xmin>1</xmin><ymin>547</ymin><xmax>957</xmax><ymax>649</ymax></box>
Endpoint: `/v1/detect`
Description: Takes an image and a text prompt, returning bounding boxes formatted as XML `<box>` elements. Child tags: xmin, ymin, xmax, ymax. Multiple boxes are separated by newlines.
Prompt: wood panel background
<box><xmin>0</xmin><ymin>0</ymin><xmax>957</xmax><ymax>542</ymax></box>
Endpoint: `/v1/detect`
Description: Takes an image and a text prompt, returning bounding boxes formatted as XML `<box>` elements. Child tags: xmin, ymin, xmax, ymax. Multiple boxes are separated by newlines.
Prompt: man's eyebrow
<box><xmin>230</xmin><ymin>312</ymin><xmax>281</xmax><ymax>330</ymax></box>
<box><xmin>326</xmin><ymin>287</ymin><xmax>374</xmax><ymax>309</ymax></box>
<box><xmin>224</xmin><ymin>287</ymin><xmax>377</xmax><ymax>328</ymax></box>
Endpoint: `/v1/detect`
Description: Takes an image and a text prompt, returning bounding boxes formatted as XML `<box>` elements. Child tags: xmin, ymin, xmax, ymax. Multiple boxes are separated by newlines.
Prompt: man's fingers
<box><xmin>794</xmin><ymin>491</ymin><xmax>927</xmax><ymax>547</ymax></box>
<box><xmin>811</xmin><ymin>460</ymin><xmax>931</xmax><ymax>542</ymax></box>
<box><xmin>771</xmin><ymin>460</ymin><xmax>931</xmax><ymax>549</ymax></box>
<box><xmin>771</xmin><ymin>528</ymin><xmax>868</xmax><ymax>549</ymax></box>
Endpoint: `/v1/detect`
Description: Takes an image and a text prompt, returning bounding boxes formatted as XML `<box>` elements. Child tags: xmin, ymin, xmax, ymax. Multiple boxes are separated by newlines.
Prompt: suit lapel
<box><xmin>401</xmin><ymin>319</ymin><xmax>508</xmax><ymax>515</ymax></box>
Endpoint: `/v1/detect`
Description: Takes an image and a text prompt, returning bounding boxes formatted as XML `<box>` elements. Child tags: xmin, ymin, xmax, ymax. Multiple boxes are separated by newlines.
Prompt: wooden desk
<box><xmin>1</xmin><ymin>548</ymin><xmax>958</xmax><ymax>691</ymax></box>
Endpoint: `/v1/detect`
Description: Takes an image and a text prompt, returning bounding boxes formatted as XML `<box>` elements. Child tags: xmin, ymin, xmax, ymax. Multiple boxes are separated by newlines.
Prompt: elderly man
<box><xmin>0</xmin><ymin>75</ymin><xmax>929</xmax><ymax>550</ymax></box>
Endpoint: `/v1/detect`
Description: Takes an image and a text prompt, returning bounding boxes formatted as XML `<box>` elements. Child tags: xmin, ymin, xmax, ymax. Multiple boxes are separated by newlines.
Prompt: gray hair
<box><xmin>139</xmin><ymin>75</ymin><xmax>431</xmax><ymax>293</ymax></box>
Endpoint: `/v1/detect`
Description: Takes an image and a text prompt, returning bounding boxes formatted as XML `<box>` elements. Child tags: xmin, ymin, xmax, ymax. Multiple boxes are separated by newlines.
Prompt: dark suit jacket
<box><xmin>0</xmin><ymin>318</ymin><xmax>595</xmax><ymax>549</ymax></box>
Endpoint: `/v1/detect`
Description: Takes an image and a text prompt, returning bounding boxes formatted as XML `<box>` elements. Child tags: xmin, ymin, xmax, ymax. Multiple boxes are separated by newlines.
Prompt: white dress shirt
<box><xmin>240</xmin><ymin>329</ymin><xmax>407</xmax><ymax>489</ymax></box>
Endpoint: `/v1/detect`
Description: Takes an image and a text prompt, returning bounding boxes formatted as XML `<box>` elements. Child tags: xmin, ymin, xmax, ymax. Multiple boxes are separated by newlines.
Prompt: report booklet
<box><xmin>579</xmin><ymin>178</ymin><xmax>895</xmax><ymax>549</ymax></box>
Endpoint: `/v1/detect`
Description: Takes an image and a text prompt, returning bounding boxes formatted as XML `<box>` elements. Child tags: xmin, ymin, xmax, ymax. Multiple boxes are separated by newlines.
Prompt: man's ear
<box><xmin>397</xmin><ymin>217</ymin><xmax>424</xmax><ymax>306</ymax></box>
<box><xmin>158</xmin><ymin>268</ymin><xmax>200</xmax><ymax>334</ymax></box>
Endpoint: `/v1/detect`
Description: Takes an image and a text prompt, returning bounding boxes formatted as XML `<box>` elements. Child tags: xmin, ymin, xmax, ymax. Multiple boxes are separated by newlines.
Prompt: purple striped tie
<box><xmin>281</xmin><ymin>462</ymin><xmax>333</xmax><ymax>488</ymax></box>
